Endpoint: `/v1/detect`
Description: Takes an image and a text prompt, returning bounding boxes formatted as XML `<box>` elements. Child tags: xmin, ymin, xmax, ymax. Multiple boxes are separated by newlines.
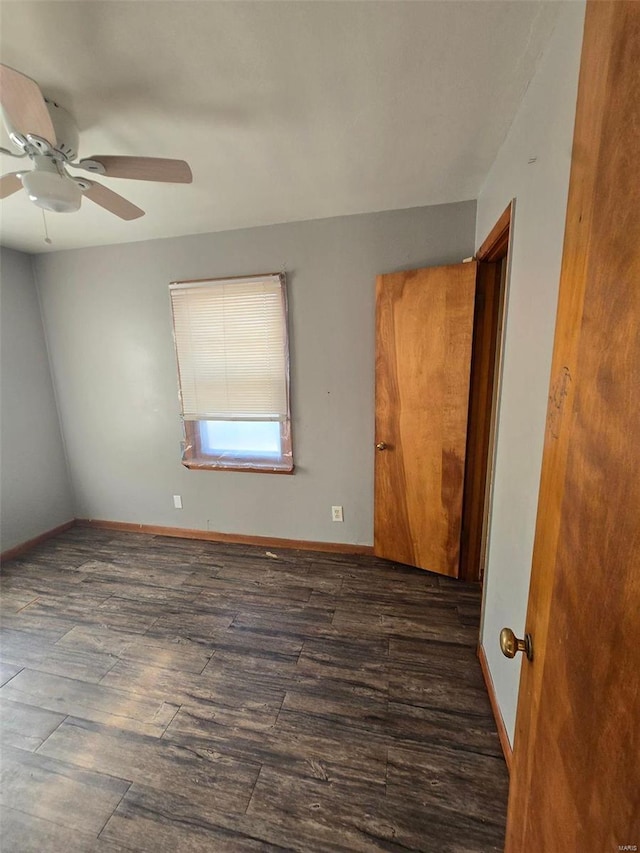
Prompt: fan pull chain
<box><xmin>42</xmin><ymin>209</ymin><xmax>52</xmax><ymax>245</ymax></box>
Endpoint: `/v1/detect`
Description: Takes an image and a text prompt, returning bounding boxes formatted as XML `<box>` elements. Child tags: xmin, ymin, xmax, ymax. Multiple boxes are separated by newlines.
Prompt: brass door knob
<box><xmin>376</xmin><ymin>442</ymin><xmax>388</xmax><ymax>451</ymax></box>
<box><xmin>500</xmin><ymin>627</ymin><xmax>533</xmax><ymax>661</ymax></box>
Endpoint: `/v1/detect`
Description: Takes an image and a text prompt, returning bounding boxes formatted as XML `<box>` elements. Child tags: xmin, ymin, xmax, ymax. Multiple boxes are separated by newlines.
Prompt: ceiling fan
<box><xmin>0</xmin><ymin>64</ymin><xmax>192</xmax><ymax>220</ymax></box>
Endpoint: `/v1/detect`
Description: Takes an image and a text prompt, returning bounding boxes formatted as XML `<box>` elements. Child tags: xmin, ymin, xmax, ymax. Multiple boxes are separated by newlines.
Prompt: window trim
<box><xmin>170</xmin><ymin>272</ymin><xmax>294</xmax><ymax>474</ymax></box>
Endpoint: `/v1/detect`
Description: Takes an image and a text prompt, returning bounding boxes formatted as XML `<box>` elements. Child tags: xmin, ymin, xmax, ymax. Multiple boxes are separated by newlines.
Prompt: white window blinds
<box><xmin>169</xmin><ymin>274</ymin><xmax>289</xmax><ymax>421</ymax></box>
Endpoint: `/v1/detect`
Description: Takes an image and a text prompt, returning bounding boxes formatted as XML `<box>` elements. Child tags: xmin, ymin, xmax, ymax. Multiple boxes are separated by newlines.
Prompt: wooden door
<box><xmin>374</xmin><ymin>262</ymin><xmax>477</xmax><ymax>577</ymax></box>
<box><xmin>506</xmin><ymin>2</ymin><xmax>640</xmax><ymax>849</ymax></box>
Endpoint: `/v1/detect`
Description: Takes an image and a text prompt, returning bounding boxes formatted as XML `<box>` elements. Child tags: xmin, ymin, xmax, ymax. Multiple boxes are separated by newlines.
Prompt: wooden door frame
<box><xmin>459</xmin><ymin>201</ymin><xmax>512</xmax><ymax>582</ymax></box>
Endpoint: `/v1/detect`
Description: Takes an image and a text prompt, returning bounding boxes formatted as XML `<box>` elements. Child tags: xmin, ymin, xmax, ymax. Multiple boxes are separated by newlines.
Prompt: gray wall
<box><xmin>35</xmin><ymin>202</ymin><xmax>475</xmax><ymax>545</ymax></box>
<box><xmin>475</xmin><ymin>2</ymin><xmax>585</xmax><ymax>745</ymax></box>
<box><xmin>0</xmin><ymin>248</ymin><xmax>75</xmax><ymax>551</ymax></box>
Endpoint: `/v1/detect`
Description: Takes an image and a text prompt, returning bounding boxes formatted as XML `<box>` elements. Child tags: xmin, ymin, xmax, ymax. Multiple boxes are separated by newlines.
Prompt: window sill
<box><xmin>182</xmin><ymin>460</ymin><xmax>295</xmax><ymax>474</ymax></box>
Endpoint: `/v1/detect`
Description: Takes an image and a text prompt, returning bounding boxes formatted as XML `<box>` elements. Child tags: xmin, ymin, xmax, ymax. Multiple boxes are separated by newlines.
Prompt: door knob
<box><xmin>376</xmin><ymin>442</ymin><xmax>388</xmax><ymax>451</ymax></box>
<box><xmin>500</xmin><ymin>627</ymin><xmax>533</xmax><ymax>661</ymax></box>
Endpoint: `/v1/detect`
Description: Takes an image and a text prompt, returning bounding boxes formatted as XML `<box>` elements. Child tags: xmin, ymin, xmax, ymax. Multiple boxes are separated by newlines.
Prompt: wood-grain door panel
<box><xmin>374</xmin><ymin>263</ymin><xmax>477</xmax><ymax>577</ymax></box>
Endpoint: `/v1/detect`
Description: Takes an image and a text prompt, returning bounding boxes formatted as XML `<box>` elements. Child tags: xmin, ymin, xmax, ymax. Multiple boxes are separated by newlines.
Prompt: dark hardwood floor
<box><xmin>0</xmin><ymin>526</ymin><xmax>508</xmax><ymax>852</ymax></box>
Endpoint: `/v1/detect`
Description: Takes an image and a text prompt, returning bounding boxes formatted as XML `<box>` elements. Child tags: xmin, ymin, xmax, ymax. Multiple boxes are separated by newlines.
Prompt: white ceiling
<box><xmin>0</xmin><ymin>1</ymin><xmax>559</xmax><ymax>254</ymax></box>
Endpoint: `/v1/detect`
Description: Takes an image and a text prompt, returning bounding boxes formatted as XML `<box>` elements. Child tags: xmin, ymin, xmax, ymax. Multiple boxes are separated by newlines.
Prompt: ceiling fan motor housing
<box><xmin>45</xmin><ymin>100</ymin><xmax>79</xmax><ymax>160</ymax></box>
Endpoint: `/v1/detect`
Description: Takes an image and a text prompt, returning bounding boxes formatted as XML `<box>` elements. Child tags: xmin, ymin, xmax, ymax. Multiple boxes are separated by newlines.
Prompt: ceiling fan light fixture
<box><xmin>21</xmin><ymin>168</ymin><xmax>82</xmax><ymax>213</ymax></box>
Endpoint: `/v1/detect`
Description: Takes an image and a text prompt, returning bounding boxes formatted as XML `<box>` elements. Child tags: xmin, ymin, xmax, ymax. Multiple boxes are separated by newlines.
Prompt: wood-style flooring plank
<box><xmin>38</xmin><ymin>716</ymin><xmax>261</xmax><ymax>816</ymax></box>
<box><xmin>0</xmin><ymin>670</ymin><xmax>178</xmax><ymax>736</ymax></box>
<box><xmin>1</xmin><ymin>628</ymin><xmax>119</xmax><ymax>683</ymax></box>
<box><xmin>0</xmin><ymin>661</ymin><xmax>22</xmax><ymax>687</ymax></box>
<box><xmin>246</xmin><ymin>765</ymin><xmax>504</xmax><ymax>853</ymax></box>
<box><xmin>0</xmin><ymin>806</ymin><xmax>133</xmax><ymax>853</ymax></box>
<box><xmin>162</xmin><ymin>722</ymin><xmax>388</xmax><ymax>789</ymax></box>
<box><xmin>0</xmin><ymin>697</ymin><xmax>65</xmax><ymax>752</ymax></box>
<box><xmin>387</xmin><ymin>742</ymin><xmax>509</xmax><ymax>828</ymax></box>
<box><xmin>0</xmin><ymin>745</ymin><xmax>130</xmax><ymax>835</ymax></box>
<box><xmin>99</xmin><ymin>784</ymin><xmax>292</xmax><ymax>853</ymax></box>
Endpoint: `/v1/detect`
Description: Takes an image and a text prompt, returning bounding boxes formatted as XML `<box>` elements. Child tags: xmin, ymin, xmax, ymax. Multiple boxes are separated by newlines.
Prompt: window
<box><xmin>169</xmin><ymin>273</ymin><xmax>293</xmax><ymax>472</ymax></box>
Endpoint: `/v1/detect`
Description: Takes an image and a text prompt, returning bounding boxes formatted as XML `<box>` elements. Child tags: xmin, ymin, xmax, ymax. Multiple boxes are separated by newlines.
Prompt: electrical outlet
<box><xmin>173</xmin><ymin>495</ymin><xmax>183</xmax><ymax>509</ymax></box>
<box><xmin>331</xmin><ymin>505</ymin><xmax>344</xmax><ymax>522</ymax></box>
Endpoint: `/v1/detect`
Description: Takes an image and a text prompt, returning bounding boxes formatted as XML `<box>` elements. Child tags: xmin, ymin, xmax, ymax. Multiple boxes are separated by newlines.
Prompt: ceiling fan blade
<box><xmin>83</xmin><ymin>181</ymin><xmax>145</xmax><ymax>220</ymax></box>
<box><xmin>80</xmin><ymin>156</ymin><xmax>192</xmax><ymax>183</ymax></box>
<box><xmin>0</xmin><ymin>171</ymin><xmax>22</xmax><ymax>199</ymax></box>
<box><xmin>0</xmin><ymin>64</ymin><xmax>56</xmax><ymax>146</ymax></box>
